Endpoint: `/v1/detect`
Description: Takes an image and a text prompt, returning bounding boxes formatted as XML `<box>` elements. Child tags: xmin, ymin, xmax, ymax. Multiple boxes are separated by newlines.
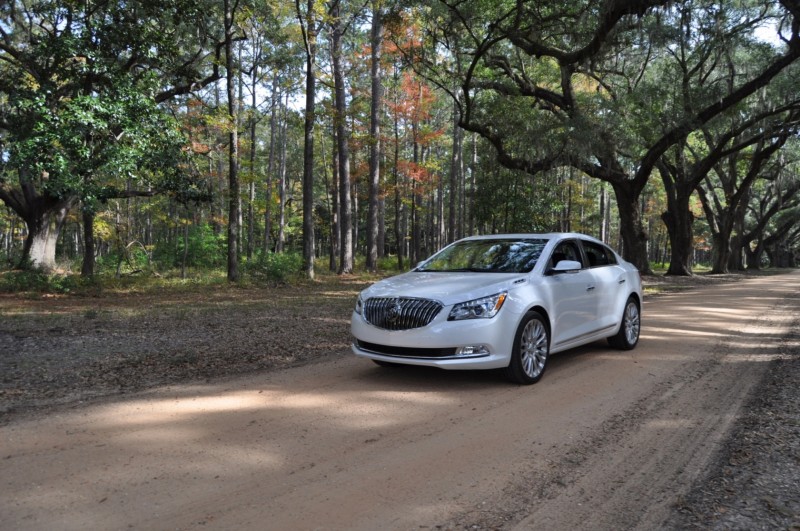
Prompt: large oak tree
<box><xmin>0</xmin><ymin>0</ymin><xmax>226</xmax><ymax>271</ymax></box>
<box><xmin>422</xmin><ymin>0</ymin><xmax>800</xmax><ymax>273</ymax></box>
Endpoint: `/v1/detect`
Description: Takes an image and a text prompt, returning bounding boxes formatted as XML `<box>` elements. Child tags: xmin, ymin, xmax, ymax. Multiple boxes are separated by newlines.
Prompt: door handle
<box><xmin>586</xmin><ymin>285</ymin><xmax>596</xmax><ymax>291</ymax></box>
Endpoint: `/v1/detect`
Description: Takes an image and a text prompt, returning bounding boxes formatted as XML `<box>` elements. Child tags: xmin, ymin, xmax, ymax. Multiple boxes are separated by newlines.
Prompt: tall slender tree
<box><xmin>366</xmin><ymin>0</ymin><xmax>384</xmax><ymax>272</ymax></box>
<box><xmin>225</xmin><ymin>0</ymin><xmax>241</xmax><ymax>281</ymax></box>
<box><xmin>297</xmin><ymin>0</ymin><xmax>318</xmax><ymax>279</ymax></box>
<box><xmin>330</xmin><ymin>0</ymin><xmax>354</xmax><ymax>274</ymax></box>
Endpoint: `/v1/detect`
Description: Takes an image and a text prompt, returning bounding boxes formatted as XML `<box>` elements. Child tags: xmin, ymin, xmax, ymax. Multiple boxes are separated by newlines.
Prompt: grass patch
<box><xmin>0</xmin><ymin>270</ymin><xmax>101</xmax><ymax>296</ymax></box>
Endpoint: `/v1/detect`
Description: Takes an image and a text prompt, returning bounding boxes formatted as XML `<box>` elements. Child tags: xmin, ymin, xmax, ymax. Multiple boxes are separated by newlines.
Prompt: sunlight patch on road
<box><xmin>90</xmin><ymin>391</ymin><xmax>271</xmax><ymax>428</ymax></box>
<box><xmin>643</xmin><ymin>418</ymin><xmax>696</xmax><ymax>429</ymax></box>
<box><xmin>91</xmin><ymin>386</ymin><xmax>458</xmax><ymax>434</ymax></box>
<box><xmin>250</xmin><ymin>389</ymin><xmax>458</xmax><ymax>410</ymax></box>
<box><xmin>645</xmin><ymin>306</ymin><xmax>752</xmax><ymax>318</ymax></box>
<box><xmin>595</xmin><ymin>352</ymin><xmax>695</xmax><ymax>362</ymax></box>
<box><xmin>640</xmin><ymin>327</ymin><xmax>726</xmax><ymax>338</ymax></box>
<box><xmin>271</xmin><ymin>389</ymin><xmax>460</xmax><ymax>429</ymax></box>
<box><xmin>721</xmin><ymin>352</ymin><xmax>786</xmax><ymax>363</ymax></box>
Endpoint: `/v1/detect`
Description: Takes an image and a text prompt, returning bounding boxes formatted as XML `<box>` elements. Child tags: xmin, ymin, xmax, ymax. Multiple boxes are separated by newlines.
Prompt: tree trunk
<box><xmin>321</xmin><ymin>130</ymin><xmax>338</xmax><ymax>272</ymax></box>
<box><xmin>730</xmin><ymin>238</ymin><xmax>745</xmax><ymax>270</ymax></box>
<box><xmin>365</xmin><ymin>1</ymin><xmax>383</xmax><ymax>272</ymax></box>
<box><xmin>745</xmin><ymin>242</ymin><xmax>762</xmax><ymax>269</ymax></box>
<box><xmin>437</xmin><ymin>169</ymin><xmax>445</xmax><ymax>250</ymax></box>
<box><xmin>352</xmin><ymin>177</ymin><xmax>358</xmax><ymax>257</ymax></box>
<box><xmin>247</xmin><ymin>62</ymin><xmax>258</xmax><ymax>261</ymax></box>
<box><xmin>264</xmin><ymin>76</ymin><xmax>279</xmax><ymax>253</ymax></box>
<box><xmin>378</xmin><ymin>196</ymin><xmax>385</xmax><ymax>259</ymax></box>
<box><xmin>448</xmin><ymin>101</ymin><xmax>463</xmax><ymax>243</ymax></box>
<box><xmin>393</xmin><ymin>110</ymin><xmax>404</xmax><ymax>271</ymax></box>
<box><xmin>728</xmin><ymin>225</ymin><xmax>746</xmax><ymax>271</ymax></box>
<box><xmin>81</xmin><ymin>209</ymin><xmax>95</xmax><ymax>277</ymax></box>
<box><xmin>708</xmin><ymin>189</ymin><xmax>750</xmax><ymax>274</ymax></box>
<box><xmin>13</xmin><ymin>194</ymin><xmax>75</xmax><ymax>272</ymax></box>
<box><xmin>658</xmin><ymin>164</ymin><xmax>694</xmax><ymax>276</ymax></box>
<box><xmin>710</xmin><ymin>231</ymin><xmax>731</xmax><ymax>274</ymax></box>
<box><xmin>330</xmin><ymin>127</ymin><xmax>340</xmax><ymax>271</ymax></box>
<box><xmin>467</xmin><ymin>133</ymin><xmax>477</xmax><ymax>237</ymax></box>
<box><xmin>661</xmin><ymin>197</ymin><xmax>694</xmax><ymax>276</ymax></box>
<box><xmin>181</xmin><ymin>221</ymin><xmax>189</xmax><ymax>279</ymax></box>
<box><xmin>298</xmin><ymin>0</ymin><xmax>317</xmax><ymax>280</ymax></box>
<box><xmin>612</xmin><ymin>182</ymin><xmax>651</xmax><ymax>274</ymax></box>
<box><xmin>277</xmin><ymin>96</ymin><xmax>288</xmax><ymax>253</ymax></box>
<box><xmin>225</xmin><ymin>0</ymin><xmax>240</xmax><ymax>282</ymax></box>
<box><xmin>410</xmin><ymin>179</ymin><xmax>419</xmax><ymax>265</ymax></box>
<box><xmin>212</xmin><ymin>83</ymin><xmax>225</xmax><ymax>237</ymax></box>
<box><xmin>726</xmin><ymin>189</ymin><xmax>749</xmax><ymax>272</ymax></box>
<box><xmin>331</xmin><ymin>3</ymin><xmax>353</xmax><ymax>274</ymax></box>
<box><xmin>236</xmin><ymin>42</ymin><xmax>245</xmax><ymax>258</ymax></box>
<box><xmin>412</xmin><ymin>134</ymin><xmax>425</xmax><ymax>264</ymax></box>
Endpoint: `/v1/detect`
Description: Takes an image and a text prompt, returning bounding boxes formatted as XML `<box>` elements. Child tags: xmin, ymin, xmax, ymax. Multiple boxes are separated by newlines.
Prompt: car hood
<box><xmin>361</xmin><ymin>271</ymin><xmax>527</xmax><ymax>305</ymax></box>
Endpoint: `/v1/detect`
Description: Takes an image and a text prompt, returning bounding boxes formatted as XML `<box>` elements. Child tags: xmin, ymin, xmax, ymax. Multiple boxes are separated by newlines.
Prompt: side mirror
<box><xmin>550</xmin><ymin>260</ymin><xmax>582</xmax><ymax>274</ymax></box>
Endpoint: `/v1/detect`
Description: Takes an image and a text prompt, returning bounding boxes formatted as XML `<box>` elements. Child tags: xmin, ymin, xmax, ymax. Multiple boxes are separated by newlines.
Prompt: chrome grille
<box><xmin>363</xmin><ymin>297</ymin><xmax>443</xmax><ymax>331</ymax></box>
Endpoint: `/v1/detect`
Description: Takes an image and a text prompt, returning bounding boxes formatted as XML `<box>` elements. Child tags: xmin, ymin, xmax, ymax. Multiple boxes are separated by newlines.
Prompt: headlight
<box><xmin>355</xmin><ymin>294</ymin><xmax>364</xmax><ymax>315</ymax></box>
<box><xmin>448</xmin><ymin>292</ymin><xmax>507</xmax><ymax>321</ymax></box>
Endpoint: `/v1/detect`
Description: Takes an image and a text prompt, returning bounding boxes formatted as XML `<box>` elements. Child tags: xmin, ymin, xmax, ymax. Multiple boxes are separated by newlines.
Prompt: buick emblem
<box><xmin>386</xmin><ymin>299</ymin><xmax>403</xmax><ymax>323</ymax></box>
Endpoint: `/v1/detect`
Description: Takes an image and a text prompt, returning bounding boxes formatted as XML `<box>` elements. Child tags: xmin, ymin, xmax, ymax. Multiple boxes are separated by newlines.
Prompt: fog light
<box><xmin>455</xmin><ymin>345</ymin><xmax>490</xmax><ymax>357</ymax></box>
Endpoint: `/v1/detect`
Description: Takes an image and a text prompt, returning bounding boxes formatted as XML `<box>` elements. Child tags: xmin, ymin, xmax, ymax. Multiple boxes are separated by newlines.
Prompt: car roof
<box><xmin>458</xmin><ymin>232</ymin><xmax>604</xmax><ymax>244</ymax></box>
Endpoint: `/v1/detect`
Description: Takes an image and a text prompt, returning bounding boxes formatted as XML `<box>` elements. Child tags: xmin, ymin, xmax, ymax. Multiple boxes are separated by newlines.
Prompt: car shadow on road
<box><xmin>349</xmin><ymin>341</ymin><xmax>609</xmax><ymax>391</ymax></box>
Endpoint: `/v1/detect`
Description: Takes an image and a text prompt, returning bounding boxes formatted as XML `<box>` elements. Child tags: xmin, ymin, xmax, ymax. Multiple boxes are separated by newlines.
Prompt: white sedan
<box><xmin>351</xmin><ymin>233</ymin><xmax>642</xmax><ymax>384</ymax></box>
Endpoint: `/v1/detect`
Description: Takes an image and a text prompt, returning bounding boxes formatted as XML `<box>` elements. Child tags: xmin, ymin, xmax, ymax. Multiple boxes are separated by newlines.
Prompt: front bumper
<box><xmin>350</xmin><ymin>310</ymin><xmax>516</xmax><ymax>370</ymax></box>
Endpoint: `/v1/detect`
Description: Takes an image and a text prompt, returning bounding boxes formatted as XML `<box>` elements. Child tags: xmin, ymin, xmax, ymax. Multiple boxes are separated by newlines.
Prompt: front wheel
<box><xmin>608</xmin><ymin>297</ymin><xmax>640</xmax><ymax>350</ymax></box>
<box><xmin>505</xmin><ymin>311</ymin><xmax>550</xmax><ymax>385</ymax></box>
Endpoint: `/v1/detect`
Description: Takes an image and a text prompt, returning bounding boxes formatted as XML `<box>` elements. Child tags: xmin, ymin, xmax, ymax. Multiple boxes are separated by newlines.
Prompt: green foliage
<box><xmin>0</xmin><ymin>0</ymin><xmax>222</xmax><ymax>270</ymax></box>
<box><xmin>471</xmin><ymin>159</ymin><xmax>564</xmax><ymax>233</ymax></box>
<box><xmin>0</xmin><ymin>270</ymin><xmax>99</xmax><ymax>294</ymax></box>
<box><xmin>155</xmin><ymin>224</ymin><xmax>227</xmax><ymax>270</ymax></box>
<box><xmin>92</xmin><ymin>253</ymin><xmax>121</xmax><ymax>274</ymax></box>
<box><xmin>1</xmin><ymin>0</ymin><xmax>795</xmax><ymax>280</ymax></box>
<box><xmin>378</xmin><ymin>255</ymin><xmax>406</xmax><ymax>272</ymax></box>
<box><xmin>5</xmin><ymin>74</ymin><xmax>196</xmax><ymax>210</ymax></box>
<box><xmin>95</xmin><ymin>244</ymin><xmax>154</xmax><ymax>275</ymax></box>
<box><xmin>97</xmin><ymin>270</ymin><xmax>230</xmax><ymax>293</ymax></box>
<box><xmin>244</xmin><ymin>251</ymin><xmax>303</xmax><ymax>283</ymax></box>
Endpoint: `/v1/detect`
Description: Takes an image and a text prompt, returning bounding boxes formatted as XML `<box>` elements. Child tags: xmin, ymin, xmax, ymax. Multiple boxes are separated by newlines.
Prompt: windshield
<box><xmin>416</xmin><ymin>238</ymin><xmax>548</xmax><ymax>273</ymax></box>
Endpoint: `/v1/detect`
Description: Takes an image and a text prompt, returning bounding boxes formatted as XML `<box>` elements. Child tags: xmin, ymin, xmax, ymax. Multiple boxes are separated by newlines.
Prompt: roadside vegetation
<box><xmin>0</xmin><ymin>256</ymin><xmax>784</xmax><ymax>300</ymax></box>
<box><xmin>1</xmin><ymin>0</ymin><xmax>799</xmax><ymax>285</ymax></box>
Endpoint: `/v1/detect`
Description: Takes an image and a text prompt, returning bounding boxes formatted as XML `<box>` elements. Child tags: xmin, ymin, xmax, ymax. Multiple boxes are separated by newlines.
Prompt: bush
<box><xmin>378</xmin><ymin>255</ymin><xmax>408</xmax><ymax>273</ymax></box>
<box><xmin>151</xmin><ymin>224</ymin><xmax>226</xmax><ymax>270</ymax></box>
<box><xmin>95</xmin><ymin>245</ymin><xmax>153</xmax><ymax>275</ymax></box>
<box><xmin>244</xmin><ymin>251</ymin><xmax>303</xmax><ymax>283</ymax></box>
<box><xmin>0</xmin><ymin>269</ymin><xmax>99</xmax><ymax>294</ymax></box>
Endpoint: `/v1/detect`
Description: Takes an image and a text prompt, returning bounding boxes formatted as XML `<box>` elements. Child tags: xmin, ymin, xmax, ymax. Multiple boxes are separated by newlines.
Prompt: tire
<box><xmin>505</xmin><ymin>311</ymin><xmax>550</xmax><ymax>385</ymax></box>
<box><xmin>608</xmin><ymin>296</ymin><xmax>640</xmax><ymax>350</ymax></box>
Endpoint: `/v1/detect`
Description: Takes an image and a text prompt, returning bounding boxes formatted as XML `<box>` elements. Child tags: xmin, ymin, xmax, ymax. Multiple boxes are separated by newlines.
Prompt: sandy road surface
<box><xmin>2</xmin><ymin>271</ymin><xmax>798</xmax><ymax>530</ymax></box>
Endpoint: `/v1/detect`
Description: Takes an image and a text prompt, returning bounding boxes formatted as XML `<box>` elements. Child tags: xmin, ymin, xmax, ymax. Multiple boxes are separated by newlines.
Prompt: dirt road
<box><xmin>2</xmin><ymin>271</ymin><xmax>798</xmax><ymax>530</ymax></box>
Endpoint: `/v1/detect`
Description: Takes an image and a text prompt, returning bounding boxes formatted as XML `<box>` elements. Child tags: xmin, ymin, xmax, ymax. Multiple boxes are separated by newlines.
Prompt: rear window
<box><xmin>582</xmin><ymin>240</ymin><xmax>618</xmax><ymax>267</ymax></box>
<box><xmin>417</xmin><ymin>239</ymin><xmax>548</xmax><ymax>273</ymax></box>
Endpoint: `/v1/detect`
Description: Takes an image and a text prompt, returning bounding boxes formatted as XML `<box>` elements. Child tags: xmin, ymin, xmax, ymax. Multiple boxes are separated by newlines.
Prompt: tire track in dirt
<box><xmin>445</xmin><ymin>272</ymin><xmax>800</xmax><ymax>530</ymax></box>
